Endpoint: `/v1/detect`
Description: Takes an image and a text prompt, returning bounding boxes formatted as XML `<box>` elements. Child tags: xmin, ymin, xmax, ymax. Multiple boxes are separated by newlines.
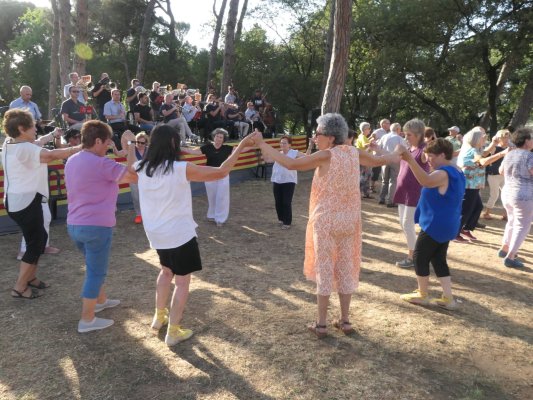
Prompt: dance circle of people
<box><xmin>2</xmin><ymin>106</ymin><xmax>532</xmax><ymax>343</ymax></box>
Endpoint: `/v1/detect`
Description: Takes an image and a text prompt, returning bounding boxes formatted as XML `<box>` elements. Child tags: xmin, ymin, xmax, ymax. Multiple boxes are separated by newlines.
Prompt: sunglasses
<box><xmin>137</xmin><ymin>141</ymin><xmax>147</xmax><ymax>145</ymax></box>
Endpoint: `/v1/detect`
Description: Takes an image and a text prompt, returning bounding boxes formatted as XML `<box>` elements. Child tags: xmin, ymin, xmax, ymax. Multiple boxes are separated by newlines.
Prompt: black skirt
<box><xmin>156</xmin><ymin>237</ymin><xmax>202</xmax><ymax>276</ymax></box>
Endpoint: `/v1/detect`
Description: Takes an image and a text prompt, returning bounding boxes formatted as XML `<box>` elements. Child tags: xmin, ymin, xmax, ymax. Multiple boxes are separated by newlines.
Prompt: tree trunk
<box><xmin>136</xmin><ymin>0</ymin><xmax>157</xmax><ymax>82</ymax></box>
<box><xmin>319</xmin><ymin>0</ymin><xmax>335</xmax><ymax>106</ymax></box>
<box><xmin>207</xmin><ymin>0</ymin><xmax>227</xmax><ymax>94</ymax></box>
<box><xmin>235</xmin><ymin>0</ymin><xmax>248</xmax><ymax>43</ymax></box>
<box><xmin>321</xmin><ymin>0</ymin><xmax>352</xmax><ymax>114</ymax></box>
<box><xmin>220</xmin><ymin>0</ymin><xmax>239</xmax><ymax>95</ymax></box>
<box><xmin>509</xmin><ymin>67</ymin><xmax>533</xmax><ymax>129</ymax></box>
<box><xmin>73</xmin><ymin>0</ymin><xmax>88</xmax><ymax>75</ymax></box>
<box><xmin>479</xmin><ymin>55</ymin><xmax>517</xmax><ymax>130</ymax></box>
<box><xmin>57</xmin><ymin>0</ymin><xmax>72</xmax><ymax>88</ymax></box>
<box><xmin>48</xmin><ymin>0</ymin><xmax>60</xmax><ymax>118</ymax></box>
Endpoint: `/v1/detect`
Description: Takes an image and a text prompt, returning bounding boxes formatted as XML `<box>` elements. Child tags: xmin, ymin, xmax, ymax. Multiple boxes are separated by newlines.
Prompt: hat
<box><xmin>448</xmin><ymin>126</ymin><xmax>460</xmax><ymax>133</ymax></box>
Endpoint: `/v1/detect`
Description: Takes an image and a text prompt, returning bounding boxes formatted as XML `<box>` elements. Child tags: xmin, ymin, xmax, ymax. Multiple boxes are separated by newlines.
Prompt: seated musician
<box><xmin>245</xmin><ymin>101</ymin><xmax>261</xmax><ymax>123</ymax></box>
<box><xmin>159</xmin><ymin>93</ymin><xmax>195</xmax><ymax>144</ymax></box>
<box><xmin>61</xmin><ymin>86</ymin><xmax>93</xmax><ymax>130</ymax></box>
<box><xmin>149</xmin><ymin>81</ymin><xmax>164</xmax><ymax>119</ymax></box>
<box><xmin>225</xmin><ymin>103</ymin><xmax>249</xmax><ymax>139</ymax></box>
<box><xmin>224</xmin><ymin>86</ymin><xmax>237</xmax><ymax>104</ymax></box>
<box><xmin>133</xmin><ymin>92</ymin><xmax>155</xmax><ymax>133</ymax></box>
<box><xmin>9</xmin><ymin>86</ymin><xmax>45</xmax><ymax>134</ymax></box>
<box><xmin>204</xmin><ymin>94</ymin><xmax>233</xmax><ymax>136</ymax></box>
<box><xmin>251</xmin><ymin>89</ymin><xmax>266</xmax><ymax>111</ymax></box>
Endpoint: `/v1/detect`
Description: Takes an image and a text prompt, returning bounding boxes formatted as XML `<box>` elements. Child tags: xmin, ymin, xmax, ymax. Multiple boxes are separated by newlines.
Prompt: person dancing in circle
<box><xmin>133</xmin><ymin>125</ymin><xmax>253</xmax><ymax>346</ymax></box>
<box><xmin>397</xmin><ymin>138</ymin><xmax>466</xmax><ymax>310</ymax></box>
<box><xmin>252</xmin><ymin>113</ymin><xmax>399</xmax><ymax>338</ymax></box>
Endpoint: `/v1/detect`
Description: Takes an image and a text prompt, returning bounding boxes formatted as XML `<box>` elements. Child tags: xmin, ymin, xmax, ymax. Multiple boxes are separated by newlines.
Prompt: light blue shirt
<box><xmin>103</xmin><ymin>100</ymin><xmax>125</xmax><ymax>123</ymax></box>
<box><xmin>9</xmin><ymin>97</ymin><xmax>42</xmax><ymax>120</ymax></box>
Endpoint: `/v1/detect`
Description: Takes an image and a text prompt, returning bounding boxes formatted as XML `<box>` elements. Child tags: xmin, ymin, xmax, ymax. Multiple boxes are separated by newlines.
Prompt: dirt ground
<box><xmin>0</xmin><ymin>171</ymin><xmax>532</xmax><ymax>400</ymax></box>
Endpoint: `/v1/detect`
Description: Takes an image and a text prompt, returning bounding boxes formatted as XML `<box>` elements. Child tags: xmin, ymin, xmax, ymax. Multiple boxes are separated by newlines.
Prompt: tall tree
<box><xmin>207</xmin><ymin>0</ymin><xmax>228</xmax><ymax>94</ymax></box>
<box><xmin>319</xmin><ymin>0</ymin><xmax>335</xmax><ymax>106</ymax></box>
<box><xmin>220</xmin><ymin>0</ymin><xmax>239</xmax><ymax>94</ymax></box>
<box><xmin>136</xmin><ymin>0</ymin><xmax>157</xmax><ymax>82</ymax></box>
<box><xmin>234</xmin><ymin>0</ymin><xmax>248</xmax><ymax>43</ymax></box>
<box><xmin>321</xmin><ymin>0</ymin><xmax>352</xmax><ymax>114</ymax></box>
<box><xmin>48</xmin><ymin>0</ymin><xmax>60</xmax><ymax>117</ymax></box>
<box><xmin>57</xmin><ymin>0</ymin><xmax>72</xmax><ymax>87</ymax></box>
<box><xmin>73</xmin><ymin>0</ymin><xmax>88</xmax><ymax>75</ymax></box>
<box><xmin>509</xmin><ymin>67</ymin><xmax>533</xmax><ymax>128</ymax></box>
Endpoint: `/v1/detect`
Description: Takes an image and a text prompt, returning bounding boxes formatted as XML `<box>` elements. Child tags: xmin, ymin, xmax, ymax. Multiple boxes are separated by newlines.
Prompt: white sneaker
<box><xmin>165</xmin><ymin>325</ymin><xmax>193</xmax><ymax>346</ymax></box>
<box><xmin>78</xmin><ymin>317</ymin><xmax>114</xmax><ymax>333</ymax></box>
<box><xmin>95</xmin><ymin>299</ymin><xmax>121</xmax><ymax>313</ymax></box>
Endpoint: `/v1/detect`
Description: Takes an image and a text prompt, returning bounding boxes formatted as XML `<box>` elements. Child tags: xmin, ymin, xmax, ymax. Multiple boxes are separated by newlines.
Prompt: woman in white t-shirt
<box><xmin>132</xmin><ymin>124</ymin><xmax>253</xmax><ymax>346</ymax></box>
<box><xmin>269</xmin><ymin>135</ymin><xmax>306</xmax><ymax>229</ymax></box>
<box><xmin>1</xmin><ymin>109</ymin><xmax>80</xmax><ymax>299</ymax></box>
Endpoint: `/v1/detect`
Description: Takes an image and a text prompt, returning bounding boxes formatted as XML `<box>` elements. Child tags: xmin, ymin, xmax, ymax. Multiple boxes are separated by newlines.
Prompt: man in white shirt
<box><xmin>377</xmin><ymin>122</ymin><xmax>404</xmax><ymax>206</ymax></box>
<box><xmin>369</xmin><ymin>119</ymin><xmax>391</xmax><ymax>193</ymax></box>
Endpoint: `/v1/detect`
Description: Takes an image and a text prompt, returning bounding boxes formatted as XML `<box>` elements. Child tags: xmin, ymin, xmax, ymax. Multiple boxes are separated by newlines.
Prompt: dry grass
<box><xmin>0</xmin><ymin>171</ymin><xmax>532</xmax><ymax>400</ymax></box>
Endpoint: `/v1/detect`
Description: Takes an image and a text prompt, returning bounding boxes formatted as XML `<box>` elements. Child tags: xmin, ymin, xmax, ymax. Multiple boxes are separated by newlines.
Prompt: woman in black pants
<box><xmin>270</xmin><ymin>136</ymin><xmax>306</xmax><ymax>229</ymax></box>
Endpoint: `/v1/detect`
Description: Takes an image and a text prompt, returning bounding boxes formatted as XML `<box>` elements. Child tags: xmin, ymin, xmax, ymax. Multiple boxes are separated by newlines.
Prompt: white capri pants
<box><xmin>486</xmin><ymin>174</ymin><xmax>505</xmax><ymax>208</ymax></box>
<box><xmin>20</xmin><ymin>203</ymin><xmax>51</xmax><ymax>252</ymax></box>
<box><xmin>502</xmin><ymin>196</ymin><xmax>533</xmax><ymax>256</ymax></box>
<box><xmin>205</xmin><ymin>175</ymin><xmax>230</xmax><ymax>224</ymax></box>
<box><xmin>398</xmin><ymin>204</ymin><xmax>417</xmax><ymax>251</ymax></box>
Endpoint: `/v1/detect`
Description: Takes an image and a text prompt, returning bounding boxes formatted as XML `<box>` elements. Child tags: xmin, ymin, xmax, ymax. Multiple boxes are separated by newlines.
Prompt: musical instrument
<box><xmin>134</xmin><ymin>86</ymin><xmax>150</xmax><ymax>96</ymax></box>
<box><xmin>76</xmin><ymin>75</ymin><xmax>94</xmax><ymax>91</ymax></box>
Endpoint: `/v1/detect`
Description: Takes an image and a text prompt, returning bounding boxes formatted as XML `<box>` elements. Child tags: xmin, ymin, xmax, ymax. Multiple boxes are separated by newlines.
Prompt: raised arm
<box><xmin>186</xmin><ymin>137</ymin><xmax>254</xmax><ymax>182</ymax></box>
<box><xmin>397</xmin><ymin>146</ymin><xmax>447</xmax><ymax>188</ymax></box>
<box><xmin>180</xmin><ymin>146</ymin><xmax>203</xmax><ymax>155</ymax></box>
<box><xmin>479</xmin><ymin>147</ymin><xmax>509</xmax><ymax>167</ymax></box>
<box><xmin>40</xmin><ymin>144</ymin><xmax>81</xmax><ymax>163</ymax></box>
<box><xmin>358</xmin><ymin>148</ymin><xmax>400</xmax><ymax>167</ymax></box>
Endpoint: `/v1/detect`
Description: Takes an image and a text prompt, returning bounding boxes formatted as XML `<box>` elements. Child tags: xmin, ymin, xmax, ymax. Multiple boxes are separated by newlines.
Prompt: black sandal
<box><xmin>28</xmin><ymin>278</ymin><xmax>50</xmax><ymax>289</ymax></box>
<box><xmin>334</xmin><ymin>320</ymin><xmax>355</xmax><ymax>335</ymax></box>
<box><xmin>307</xmin><ymin>322</ymin><xmax>327</xmax><ymax>339</ymax></box>
<box><xmin>11</xmin><ymin>288</ymin><xmax>43</xmax><ymax>300</ymax></box>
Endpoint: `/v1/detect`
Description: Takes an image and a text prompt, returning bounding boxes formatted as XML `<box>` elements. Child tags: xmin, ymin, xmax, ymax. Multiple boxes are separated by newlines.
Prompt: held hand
<box><xmin>389</xmin><ymin>153</ymin><xmax>401</xmax><ymax>164</ymax></box>
<box><xmin>251</xmin><ymin>131</ymin><xmax>264</xmax><ymax>145</ymax></box>
<box><xmin>121</xmin><ymin>130</ymin><xmax>135</xmax><ymax>143</ymax></box>
<box><xmin>240</xmin><ymin>135</ymin><xmax>255</xmax><ymax>148</ymax></box>
<box><xmin>53</xmin><ymin>128</ymin><xmax>63</xmax><ymax>138</ymax></box>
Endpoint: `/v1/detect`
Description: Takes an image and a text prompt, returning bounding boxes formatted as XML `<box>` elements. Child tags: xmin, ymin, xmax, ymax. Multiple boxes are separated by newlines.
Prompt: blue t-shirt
<box><xmin>415</xmin><ymin>165</ymin><xmax>466</xmax><ymax>243</ymax></box>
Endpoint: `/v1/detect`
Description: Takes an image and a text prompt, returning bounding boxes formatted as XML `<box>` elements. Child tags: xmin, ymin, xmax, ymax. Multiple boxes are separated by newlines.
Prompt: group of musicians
<box><xmin>8</xmin><ymin>72</ymin><xmax>276</xmax><ymax>148</ymax></box>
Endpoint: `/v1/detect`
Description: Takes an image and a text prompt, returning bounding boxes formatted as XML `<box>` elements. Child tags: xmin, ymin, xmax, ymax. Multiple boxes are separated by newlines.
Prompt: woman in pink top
<box><xmin>65</xmin><ymin>121</ymin><xmax>137</xmax><ymax>333</ymax></box>
<box><xmin>253</xmin><ymin>113</ymin><xmax>399</xmax><ymax>338</ymax></box>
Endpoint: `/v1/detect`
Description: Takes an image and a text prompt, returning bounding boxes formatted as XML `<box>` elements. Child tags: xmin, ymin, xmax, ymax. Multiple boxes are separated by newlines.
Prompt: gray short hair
<box><xmin>390</xmin><ymin>122</ymin><xmax>401</xmax><ymax>133</ymax></box>
<box><xmin>315</xmin><ymin>113</ymin><xmax>348</xmax><ymax>145</ymax></box>
<box><xmin>359</xmin><ymin>122</ymin><xmax>370</xmax><ymax>133</ymax></box>
<box><xmin>403</xmin><ymin>119</ymin><xmax>425</xmax><ymax>144</ymax></box>
<box><xmin>462</xmin><ymin>128</ymin><xmax>485</xmax><ymax>149</ymax></box>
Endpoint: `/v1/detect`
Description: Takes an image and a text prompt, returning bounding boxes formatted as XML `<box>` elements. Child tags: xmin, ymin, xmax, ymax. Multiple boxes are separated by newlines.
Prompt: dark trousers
<box><xmin>7</xmin><ymin>193</ymin><xmax>48</xmax><ymax>264</ymax></box>
<box><xmin>413</xmin><ymin>230</ymin><xmax>450</xmax><ymax>278</ymax></box>
<box><xmin>273</xmin><ymin>182</ymin><xmax>295</xmax><ymax>225</ymax></box>
<box><xmin>460</xmin><ymin>188</ymin><xmax>483</xmax><ymax>232</ymax></box>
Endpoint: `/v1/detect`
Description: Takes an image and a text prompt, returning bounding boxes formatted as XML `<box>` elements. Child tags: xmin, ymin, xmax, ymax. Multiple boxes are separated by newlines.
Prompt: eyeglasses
<box><xmin>137</xmin><ymin>141</ymin><xmax>147</xmax><ymax>145</ymax></box>
<box><xmin>314</xmin><ymin>131</ymin><xmax>325</xmax><ymax>137</ymax></box>
<box><xmin>71</xmin><ymin>90</ymin><xmax>80</xmax><ymax>93</ymax></box>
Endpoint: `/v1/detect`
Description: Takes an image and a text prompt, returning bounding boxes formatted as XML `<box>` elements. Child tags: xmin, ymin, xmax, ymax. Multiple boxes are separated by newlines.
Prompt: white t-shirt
<box><xmin>372</xmin><ymin>127</ymin><xmax>388</xmax><ymax>141</ymax></box>
<box><xmin>271</xmin><ymin>149</ymin><xmax>298</xmax><ymax>184</ymax></box>
<box><xmin>1</xmin><ymin>139</ymin><xmax>48</xmax><ymax>212</ymax></box>
<box><xmin>135</xmin><ymin>160</ymin><xmax>198</xmax><ymax>249</ymax></box>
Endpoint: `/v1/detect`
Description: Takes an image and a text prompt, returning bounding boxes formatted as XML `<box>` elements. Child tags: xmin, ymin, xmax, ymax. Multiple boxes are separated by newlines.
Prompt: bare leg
<box><xmin>338</xmin><ymin>293</ymin><xmax>352</xmax><ymax>322</ymax></box>
<box><xmin>14</xmin><ymin>262</ymin><xmax>37</xmax><ymax>293</ymax></box>
<box><xmin>81</xmin><ymin>298</ymin><xmax>98</xmax><ymax>322</ymax></box>
<box><xmin>317</xmin><ymin>294</ymin><xmax>329</xmax><ymax>327</ymax></box>
<box><xmin>156</xmin><ymin>267</ymin><xmax>174</xmax><ymax>310</ymax></box>
<box><xmin>438</xmin><ymin>276</ymin><xmax>453</xmax><ymax>299</ymax></box>
<box><xmin>168</xmin><ymin>274</ymin><xmax>191</xmax><ymax>326</ymax></box>
<box><xmin>416</xmin><ymin>275</ymin><xmax>430</xmax><ymax>295</ymax></box>
<box><xmin>408</xmin><ymin>249</ymin><xmax>414</xmax><ymax>260</ymax></box>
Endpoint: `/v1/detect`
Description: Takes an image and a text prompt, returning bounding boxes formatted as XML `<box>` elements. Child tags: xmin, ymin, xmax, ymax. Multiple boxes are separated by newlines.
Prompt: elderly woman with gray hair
<box><xmin>498</xmin><ymin>127</ymin><xmax>533</xmax><ymax>268</ymax></box>
<box><xmin>252</xmin><ymin>113</ymin><xmax>399</xmax><ymax>338</ymax></box>
<box><xmin>456</xmin><ymin>127</ymin><xmax>508</xmax><ymax>242</ymax></box>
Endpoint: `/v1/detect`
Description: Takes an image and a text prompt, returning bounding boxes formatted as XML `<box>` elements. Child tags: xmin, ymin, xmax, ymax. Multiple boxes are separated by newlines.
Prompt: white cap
<box><xmin>448</xmin><ymin>126</ymin><xmax>460</xmax><ymax>133</ymax></box>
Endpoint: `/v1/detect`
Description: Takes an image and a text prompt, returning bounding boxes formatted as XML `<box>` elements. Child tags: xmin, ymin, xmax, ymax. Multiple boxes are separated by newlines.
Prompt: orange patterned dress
<box><xmin>303</xmin><ymin>145</ymin><xmax>362</xmax><ymax>295</ymax></box>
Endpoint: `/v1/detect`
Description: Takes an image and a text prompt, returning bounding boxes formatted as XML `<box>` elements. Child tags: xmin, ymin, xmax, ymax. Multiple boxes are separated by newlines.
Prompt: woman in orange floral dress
<box><xmin>253</xmin><ymin>114</ymin><xmax>399</xmax><ymax>338</ymax></box>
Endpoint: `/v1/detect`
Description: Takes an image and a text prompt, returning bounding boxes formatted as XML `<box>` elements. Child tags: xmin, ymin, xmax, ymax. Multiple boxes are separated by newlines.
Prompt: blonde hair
<box><xmin>495</xmin><ymin>129</ymin><xmax>510</xmax><ymax>139</ymax></box>
<box><xmin>136</xmin><ymin>131</ymin><xmax>150</xmax><ymax>144</ymax></box>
